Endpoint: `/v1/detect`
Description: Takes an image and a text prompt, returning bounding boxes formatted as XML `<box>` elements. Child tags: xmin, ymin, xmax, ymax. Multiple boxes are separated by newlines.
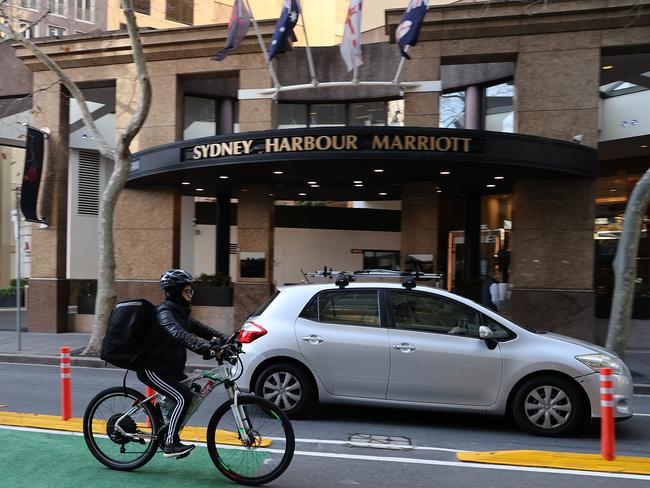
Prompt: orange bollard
<box><xmin>60</xmin><ymin>346</ymin><xmax>72</xmax><ymax>421</ymax></box>
<box><xmin>600</xmin><ymin>367</ymin><xmax>615</xmax><ymax>461</ymax></box>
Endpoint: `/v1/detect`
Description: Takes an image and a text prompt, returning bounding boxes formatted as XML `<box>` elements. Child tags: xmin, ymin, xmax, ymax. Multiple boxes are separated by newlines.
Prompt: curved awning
<box><xmin>128</xmin><ymin>127</ymin><xmax>596</xmax><ymax>200</ymax></box>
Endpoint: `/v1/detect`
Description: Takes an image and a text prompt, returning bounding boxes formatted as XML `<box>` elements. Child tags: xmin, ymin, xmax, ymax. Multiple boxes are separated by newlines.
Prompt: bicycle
<box><xmin>82</xmin><ymin>333</ymin><xmax>295</xmax><ymax>486</ymax></box>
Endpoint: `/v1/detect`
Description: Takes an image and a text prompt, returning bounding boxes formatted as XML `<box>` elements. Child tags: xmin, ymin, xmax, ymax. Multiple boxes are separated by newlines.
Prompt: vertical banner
<box><xmin>340</xmin><ymin>0</ymin><xmax>364</xmax><ymax>72</ymax></box>
<box><xmin>20</xmin><ymin>126</ymin><xmax>48</xmax><ymax>223</ymax></box>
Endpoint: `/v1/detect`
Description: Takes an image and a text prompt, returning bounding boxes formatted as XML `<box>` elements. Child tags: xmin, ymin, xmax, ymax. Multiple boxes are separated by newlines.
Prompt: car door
<box><xmin>294</xmin><ymin>289</ymin><xmax>390</xmax><ymax>399</ymax></box>
<box><xmin>386</xmin><ymin>290</ymin><xmax>502</xmax><ymax>406</ymax></box>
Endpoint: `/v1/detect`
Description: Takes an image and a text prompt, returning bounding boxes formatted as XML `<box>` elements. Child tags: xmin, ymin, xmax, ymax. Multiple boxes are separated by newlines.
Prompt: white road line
<box><xmin>281</xmin><ymin>437</ymin><xmax>468</xmax><ymax>453</ymax></box>
<box><xmin>634</xmin><ymin>413</ymin><xmax>650</xmax><ymax>417</ymax></box>
<box><xmin>3</xmin><ymin>425</ymin><xmax>650</xmax><ymax>481</ymax></box>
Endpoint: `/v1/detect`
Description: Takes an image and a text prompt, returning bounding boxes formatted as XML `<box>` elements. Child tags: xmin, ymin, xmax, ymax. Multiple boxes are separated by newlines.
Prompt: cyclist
<box><xmin>136</xmin><ymin>269</ymin><xmax>227</xmax><ymax>459</ymax></box>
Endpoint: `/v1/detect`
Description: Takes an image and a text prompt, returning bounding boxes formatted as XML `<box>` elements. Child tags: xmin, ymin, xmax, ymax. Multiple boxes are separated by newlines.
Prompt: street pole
<box><xmin>13</xmin><ymin>187</ymin><xmax>22</xmax><ymax>351</ymax></box>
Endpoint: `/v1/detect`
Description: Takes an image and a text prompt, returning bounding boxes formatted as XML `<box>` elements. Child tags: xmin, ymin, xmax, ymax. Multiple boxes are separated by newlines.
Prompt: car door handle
<box><xmin>302</xmin><ymin>335</ymin><xmax>325</xmax><ymax>345</ymax></box>
<box><xmin>392</xmin><ymin>343</ymin><xmax>416</xmax><ymax>353</ymax></box>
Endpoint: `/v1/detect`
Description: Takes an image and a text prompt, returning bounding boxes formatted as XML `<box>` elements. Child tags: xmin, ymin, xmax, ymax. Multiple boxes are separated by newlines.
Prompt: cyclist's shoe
<box><xmin>163</xmin><ymin>441</ymin><xmax>195</xmax><ymax>459</ymax></box>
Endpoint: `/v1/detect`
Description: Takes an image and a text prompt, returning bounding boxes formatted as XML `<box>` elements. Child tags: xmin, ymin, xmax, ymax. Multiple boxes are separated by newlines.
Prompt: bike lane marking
<box><xmin>3</xmin><ymin>424</ymin><xmax>650</xmax><ymax>482</ymax></box>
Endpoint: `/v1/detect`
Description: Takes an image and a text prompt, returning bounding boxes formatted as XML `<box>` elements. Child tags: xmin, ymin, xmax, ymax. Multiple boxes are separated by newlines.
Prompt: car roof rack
<box><xmin>302</xmin><ymin>267</ymin><xmax>444</xmax><ymax>290</ymax></box>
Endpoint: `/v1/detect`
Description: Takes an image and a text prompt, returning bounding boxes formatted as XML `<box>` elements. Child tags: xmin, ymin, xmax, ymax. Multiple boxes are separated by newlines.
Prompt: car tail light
<box><xmin>238</xmin><ymin>321</ymin><xmax>267</xmax><ymax>344</ymax></box>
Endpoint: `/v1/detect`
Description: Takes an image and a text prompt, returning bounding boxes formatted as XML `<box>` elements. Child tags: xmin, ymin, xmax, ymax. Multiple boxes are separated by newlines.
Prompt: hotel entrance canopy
<box><xmin>128</xmin><ymin>127</ymin><xmax>596</xmax><ymax>199</ymax></box>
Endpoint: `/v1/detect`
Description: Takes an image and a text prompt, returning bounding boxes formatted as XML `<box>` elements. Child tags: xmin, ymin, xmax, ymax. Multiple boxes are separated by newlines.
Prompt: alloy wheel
<box><xmin>262</xmin><ymin>372</ymin><xmax>303</xmax><ymax>411</ymax></box>
<box><xmin>523</xmin><ymin>385</ymin><xmax>573</xmax><ymax>430</ymax></box>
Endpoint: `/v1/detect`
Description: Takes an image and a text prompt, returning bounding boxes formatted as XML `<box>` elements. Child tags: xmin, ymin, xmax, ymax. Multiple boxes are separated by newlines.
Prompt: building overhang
<box><xmin>128</xmin><ymin>127</ymin><xmax>596</xmax><ymax>200</ymax></box>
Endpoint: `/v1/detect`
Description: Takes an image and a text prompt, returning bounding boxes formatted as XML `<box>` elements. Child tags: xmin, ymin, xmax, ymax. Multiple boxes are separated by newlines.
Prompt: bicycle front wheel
<box><xmin>83</xmin><ymin>386</ymin><xmax>161</xmax><ymax>471</ymax></box>
<box><xmin>206</xmin><ymin>395</ymin><xmax>295</xmax><ymax>486</ymax></box>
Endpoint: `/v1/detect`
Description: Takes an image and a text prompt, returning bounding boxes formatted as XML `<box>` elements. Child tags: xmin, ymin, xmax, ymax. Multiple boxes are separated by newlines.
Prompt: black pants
<box><xmin>136</xmin><ymin>369</ymin><xmax>193</xmax><ymax>446</ymax></box>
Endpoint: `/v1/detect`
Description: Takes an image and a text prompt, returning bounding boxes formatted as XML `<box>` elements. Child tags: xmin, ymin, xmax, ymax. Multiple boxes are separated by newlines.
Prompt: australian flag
<box><xmin>213</xmin><ymin>0</ymin><xmax>252</xmax><ymax>61</ymax></box>
<box><xmin>396</xmin><ymin>0</ymin><xmax>429</xmax><ymax>59</ymax></box>
<box><xmin>268</xmin><ymin>0</ymin><xmax>301</xmax><ymax>60</ymax></box>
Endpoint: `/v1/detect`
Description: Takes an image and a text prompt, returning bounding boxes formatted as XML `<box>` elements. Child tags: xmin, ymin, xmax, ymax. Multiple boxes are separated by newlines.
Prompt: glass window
<box><xmin>389</xmin><ymin>291</ymin><xmax>480</xmax><ymax>337</ymax></box>
<box><xmin>166</xmin><ymin>0</ymin><xmax>194</xmax><ymax>25</ymax></box>
<box><xmin>363</xmin><ymin>250</ymin><xmax>400</xmax><ymax>271</ymax></box>
<box><xmin>299</xmin><ymin>295</ymin><xmax>318</xmax><ymax>320</ymax></box>
<box><xmin>19</xmin><ymin>22</ymin><xmax>37</xmax><ymax>38</ymax></box>
<box><xmin>47</xmin><ymin>25</ymin><xmax>65</xmax><ymax>37</ymax></box>
<box><xmin>76</xmin><ymin>0</ymin><xmax>93</xmax><ymax>22</ymax></box>
<box><xmin>349</xmin><ymin>102</ymin><xmax>386</xmax><ymax>126</ymax></box>
<box><xmin>387</xmin><ymin>99</ymin><xmax>404</xmax><ymax>126</ymax></box>
<box><xmin>318</xmin><ymin>290</ymin><xmax>380</xmax><ymax>327</ymax></box>
<box><xmin>49</xmin><ymin>0</ymin><xmax>65</xmax><ymax>15</ymax></box>
<box><xmin>134</xmin><ymin>0</ymin><xmax>151</xmax><ymax>15</ymax></box>
<box><xmin>183</xmin><ymin>96</ymin><xmax>217</xmax><ymax>140</ymax></box>
<box><xmin>484</xmin><ymin>82</ymin><xmax>514</xmax><ymax>133</ymax></box>
<box><xmin>309</xmin><ymin>104</ymin><xmax>346</xmax><ymax>127</ymax></box>
<box><xmin>480</xmin><ymin>314</ymin><xmax>516</xmax><ymax>340</ymax></box>
<box><xmin>21</xmin><ymin>0</ymin><xmax>37</xmax><ymax>9</ymax></box>
<box><xmin>277</xmin><ymin>104</ymin><xmax>307</xmax><ymax>129</ymax></box>
<box><xmin>439</xmin><ymin>90</ymin><xmax>465</xmax><ymax>129</ymax></box>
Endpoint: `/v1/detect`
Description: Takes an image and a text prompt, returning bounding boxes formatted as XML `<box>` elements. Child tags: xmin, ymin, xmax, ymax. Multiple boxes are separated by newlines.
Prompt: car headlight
<box><xmin>575</xmin><ymin>354</ymin><xmax>627</xmax><ymax>375</ymax></box>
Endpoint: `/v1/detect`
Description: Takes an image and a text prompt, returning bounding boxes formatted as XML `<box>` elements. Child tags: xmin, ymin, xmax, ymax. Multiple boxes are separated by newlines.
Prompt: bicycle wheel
<box><xmin>206</xmin><ymin>395</ymin><xmax>295</xmax><ymax>486</ymax></box>
<box><xmin>83</xmin><ymin>386</ymin><xmax>161</xmax><ymax>471</ymax></box>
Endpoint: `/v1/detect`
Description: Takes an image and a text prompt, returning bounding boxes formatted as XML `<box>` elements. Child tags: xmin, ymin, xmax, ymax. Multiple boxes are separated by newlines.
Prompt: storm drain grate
<box><xmin>347</xmin><ymin>433</ymin><xmax>413</xmax><ymax>450</ymax></box>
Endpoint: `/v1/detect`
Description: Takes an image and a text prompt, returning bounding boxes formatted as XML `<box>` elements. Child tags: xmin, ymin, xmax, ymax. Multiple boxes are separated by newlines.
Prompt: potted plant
<box><xmin>192</xmin><ymin>272</ymin><xmax>234</xmax><ymax>306</ymax></box>
<box><xmin>77</xmin><ymin>280</ymin><xmax>97</xmax><ymax>315</ymax></box>
<box><xmin>0</xmin><ymin>278</ymin><xmax>27</xmax><ymax>308</ymax></box>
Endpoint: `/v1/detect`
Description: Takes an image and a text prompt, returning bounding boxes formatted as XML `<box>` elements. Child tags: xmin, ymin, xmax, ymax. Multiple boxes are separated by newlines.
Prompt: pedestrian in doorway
<box><xmin>481</xmin><ymin>274</ymin><xmax>500</xmax><ymax>312</ymax></box>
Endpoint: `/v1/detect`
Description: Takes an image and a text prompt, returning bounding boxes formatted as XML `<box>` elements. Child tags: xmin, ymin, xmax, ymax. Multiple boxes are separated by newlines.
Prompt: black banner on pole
<box><xmin>20</xmin><ymin>126</ymin><xmax>47</xmax><ymax>223</ymax></box>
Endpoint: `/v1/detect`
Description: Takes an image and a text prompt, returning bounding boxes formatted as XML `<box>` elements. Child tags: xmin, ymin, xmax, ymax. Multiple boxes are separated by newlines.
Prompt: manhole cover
<box><xmin>347</xmin><ymin>433</ymin><xmax>413</xmax><ymax>450</ymax></box>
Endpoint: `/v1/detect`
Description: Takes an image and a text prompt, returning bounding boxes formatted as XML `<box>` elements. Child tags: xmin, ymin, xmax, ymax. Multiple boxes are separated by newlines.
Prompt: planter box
<box><xmin>78</xmin><ymin>295</ymin><xmax>96</xmax><ymax>315</ymax></box>
<box><xmin>193</xmin><ymin>287</ymin><xmax>234</xmax><ymax>307</ymax></box>
<box><xmin>0</xmin><ymin>294</ymin><xmax>24</xmax><ymax>307</ymax></box>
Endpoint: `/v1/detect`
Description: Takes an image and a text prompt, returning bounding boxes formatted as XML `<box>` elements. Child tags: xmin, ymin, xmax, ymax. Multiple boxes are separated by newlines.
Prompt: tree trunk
<box><xmin>605</xmin><ymin>168</ymin><xmax>650</xmax><ymax>358</ymax></box>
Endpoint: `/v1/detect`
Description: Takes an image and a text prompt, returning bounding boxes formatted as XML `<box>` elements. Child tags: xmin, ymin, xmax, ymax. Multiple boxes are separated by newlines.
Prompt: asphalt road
<box><xmin>2</xmin><ymin>363</ymin><xmax>650</xmax><ymax>487</ymax></box>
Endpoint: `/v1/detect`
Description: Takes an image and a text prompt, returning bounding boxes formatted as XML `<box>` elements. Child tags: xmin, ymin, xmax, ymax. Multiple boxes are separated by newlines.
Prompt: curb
<box><xmin>0</xmin><ymin>354</ymin><xmax>207</xmax><ymax>372</ymax></box>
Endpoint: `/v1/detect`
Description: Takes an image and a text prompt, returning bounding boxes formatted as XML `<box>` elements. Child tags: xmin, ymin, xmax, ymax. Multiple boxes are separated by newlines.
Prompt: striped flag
<box><xmin>396</xmin><ymin>0</ymin><xmax>429</xmax><ymax>59</ymax></box>
<box><xmin>340</xmin><ymin>0</ymin><xmax>363</xmax><ymax>72</ymax></box>
<box><xmin>213</xmin><ymin>0</ymin><xmax>252</xmax><ymax>61</ymax></box>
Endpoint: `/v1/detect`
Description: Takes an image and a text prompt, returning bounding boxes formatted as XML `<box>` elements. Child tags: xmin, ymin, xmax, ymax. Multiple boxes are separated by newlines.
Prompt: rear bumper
<box><xmin>577</xmin><ymin>372</ymin><xmax>634</xmax><ymax>419</ymax></box>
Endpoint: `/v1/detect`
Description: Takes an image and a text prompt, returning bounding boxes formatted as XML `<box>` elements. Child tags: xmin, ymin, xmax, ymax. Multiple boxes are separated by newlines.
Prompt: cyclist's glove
<box><xmin>197</xmin><ymin>341</ymin><xmax>214</xmax><ymax>360</ymax></box>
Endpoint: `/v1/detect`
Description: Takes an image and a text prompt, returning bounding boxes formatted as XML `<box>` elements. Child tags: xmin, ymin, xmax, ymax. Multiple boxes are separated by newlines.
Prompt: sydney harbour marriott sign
<box><xmin>183</xmin><ymin>132</ymin><xmax>480</xmax><ymax>162</ymax></box>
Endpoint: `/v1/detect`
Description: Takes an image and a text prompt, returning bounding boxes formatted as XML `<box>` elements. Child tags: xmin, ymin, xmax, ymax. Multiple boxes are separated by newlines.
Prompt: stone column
<box><xmin>403</xmin><ymin>41</ymin><xmax>440</xmax><ymax>127</ymax></box>
<box><xmin>401</xmin><ymin>183</ymin><xmax>439</xmax><ymax>274</ymax></box>
<box><xmin>238</xmin><ymin>67</ymin><xmax>274</xmax><ymax>132</ymax></box>
<box><xmin>234</xmin><ymin>185</ymin><xmax>275</xmax><ymax>327</ymax></box>
<box><xmin>510</xmin><ymin>33</ymin><xmax>600</xmax><ymax>341</ymax></box>
<box><xmin>113</xmin><ymin>72</ymin><xmax>181</xmax><ymax>302</ymax></box>
<box><xmin>27</xmin><ymin>73</ymin><xmax>69</xmax><ymax>332</ymax></box>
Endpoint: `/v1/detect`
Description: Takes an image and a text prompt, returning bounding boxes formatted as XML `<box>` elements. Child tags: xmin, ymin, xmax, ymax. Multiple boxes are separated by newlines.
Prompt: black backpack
<box><xmin>100</xmin><ymin>299</ymin><xmax>155</xmax><ymax>370</ymax></box>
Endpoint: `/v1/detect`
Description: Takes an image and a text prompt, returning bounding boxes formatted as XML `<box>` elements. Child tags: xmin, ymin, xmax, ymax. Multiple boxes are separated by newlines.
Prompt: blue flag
<box><xmin>396</xmin><ymin>0</ymin><xmax>428</xmax><ymax>59</ymax></box>
<box><xmin>268</xmin><ymin>0</ymin><xmax>301</xmax><ymax>60</ymax></box>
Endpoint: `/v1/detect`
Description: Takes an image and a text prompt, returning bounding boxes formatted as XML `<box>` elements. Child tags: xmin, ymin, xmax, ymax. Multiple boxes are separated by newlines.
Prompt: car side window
<box><xmin>309</xmin><ymin>290</ymin><xmax>380</xmax><ymax>327</ymax></box>
<box><xmin>389</xmin><ymin>291</ymin><xmax>480</xmax><ymax>337</ymax></box>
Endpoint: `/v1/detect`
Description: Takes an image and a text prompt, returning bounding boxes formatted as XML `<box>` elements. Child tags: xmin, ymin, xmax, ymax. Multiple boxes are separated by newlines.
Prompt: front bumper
<box><xmin>577</xmin><ymin>372</ymin><xmax>634</xmax><ymax>419</ymax></box>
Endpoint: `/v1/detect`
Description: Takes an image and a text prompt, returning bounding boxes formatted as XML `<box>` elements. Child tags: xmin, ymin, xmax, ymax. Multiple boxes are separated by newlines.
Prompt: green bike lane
<box><xmin>1</xmin><ymin>428</ymin><xmax>235</xmax><ymax>488</ymax></box>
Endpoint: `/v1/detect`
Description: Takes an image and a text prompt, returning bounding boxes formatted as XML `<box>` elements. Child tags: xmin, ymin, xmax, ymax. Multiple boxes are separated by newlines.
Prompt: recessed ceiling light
<box><xmin>196</xmin><ymin>188</ymin><xmax>205</xmax><ymax>191</ymax></box>
<box><xmin>602</xmin><ymin>65</ymin><xmax>614</xmax><ymax>70</ymax></box>
<box><xmin>298</xmin><ymin>192</ymin><xmax>307</xmax><ymax>196</ymax></box>
<box><xmin>353</xmin><ymin>180</ymin><xmax>363</xmax><ymax>184</ymax></box>
<box><xmin>486</xmin><ymin>184</ymin><xmax>496</xmax><ymax>188</ymax></box>
<box><xmin>609</xmin><ymin>189</ymin><xmax>617</xmax><ymax>192</ymax></box>
<box><xmin>181</xmin><ymin>182</ymin><xmax>190</xmax><ymax>185</ymax></box>
<box><xmin>219</xmin><ymin>175</ymin><xmax>228</xmax><ymax>179</ymax></box>
<box><xmin>494</xmin><ymin>176</ymin><xmax>504</xmax><ymax>180</ymax></box>
<box><xmin>379</xmin><ymin>192</ymin><xmax>388</xmax><ymax>196</ymax></box>
<box><xmin>268</xmin><ymin>193</ymin><xmax>275</xmax><ymax>197</ymax></box>
<box><xmin>642</xmin><ymin>144</ymin><xmax>649</xmax><ymax>148</ymax></box>
<box><xmin>310</xmin><ymin>184</ymin><xmax>320</xmax><ymax>188</ymax></box>
<box><xmin>354</xmin><ymin>184</ymin><xmax>363</xmax><ymax>187</ymax></box>
<box><xmin>241</xmin><ymin>189</ymin><xmax>248</xmax><ymax>192</ymax></box>
<box><xmin>307</xmin><ymin>181</ymin><xmax>317</xmax><ymax>184</ymax></box>
<box><xmin>273</xmin><ymin>170</ymin><xmax>284</xmax><ymax>175</ymax></box>
<box><xmin>374</xmin><ymin>169</ymin><xmax>384</xmax><ymax>173</ymax></box>
<box><xmin>440</xmin><ymin>171</ymin><xmax>450</xmax><ymax>175</ymax></box>
<box><xmin>436</xmin><ymin>190</ymin><xmax>442</xmax><ymax>193</ymax></box>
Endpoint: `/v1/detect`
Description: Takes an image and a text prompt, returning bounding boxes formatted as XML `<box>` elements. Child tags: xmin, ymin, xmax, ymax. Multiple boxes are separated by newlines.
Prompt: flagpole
<box><xmin>244</xmin><ymin>0</ymin><xmax>281</xmax><ymax>90</ymax></box>
<box><xmin>392</xmin><ymin>45</ymin><xmax>409</xmax><ymax>84</ymax></box>
<box><xmin>298</xmin><ymin>10</ymin><xmax>317</xmax><ymax>85</ymax></box>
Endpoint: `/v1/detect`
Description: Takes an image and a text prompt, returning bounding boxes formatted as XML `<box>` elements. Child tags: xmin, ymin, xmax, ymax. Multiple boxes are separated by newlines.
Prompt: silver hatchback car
<box><xmin>236</xmin><ymin>281</ymin><xmax>633</xmax><ymax>436</ymax></box>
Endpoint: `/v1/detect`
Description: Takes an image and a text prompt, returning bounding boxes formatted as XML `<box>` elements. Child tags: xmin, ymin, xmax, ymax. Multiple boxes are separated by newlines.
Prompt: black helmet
<box><xmin>160</xmin><ymin>269</ymin><xmax>194</xmax><ymax>291</ymax></box>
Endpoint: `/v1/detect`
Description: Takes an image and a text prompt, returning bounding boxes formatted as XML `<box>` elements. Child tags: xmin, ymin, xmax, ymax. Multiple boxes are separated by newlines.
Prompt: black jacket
<box><xmin>140</xmin><ymin>300</ymin><xmax>227</xmax><ymax>375</ymax></box>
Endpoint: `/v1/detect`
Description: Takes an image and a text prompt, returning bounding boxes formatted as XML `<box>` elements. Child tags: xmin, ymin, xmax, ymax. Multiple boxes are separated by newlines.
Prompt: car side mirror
<box><xmin>479</xmin><ymin>325</ymin><xmax>498</xmax><ymax>350</ymax></box>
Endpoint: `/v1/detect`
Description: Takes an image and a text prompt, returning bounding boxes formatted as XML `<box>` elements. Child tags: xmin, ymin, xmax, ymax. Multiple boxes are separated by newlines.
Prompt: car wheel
<box><xmin>254</xmin><ymin>363</ymin><xmax>314</xmax><ymax>418</ymax></box>
<box><xmin>512</xmin><ymin>375</ymin><xmax>586</xmax><ymax>436</ymax></box>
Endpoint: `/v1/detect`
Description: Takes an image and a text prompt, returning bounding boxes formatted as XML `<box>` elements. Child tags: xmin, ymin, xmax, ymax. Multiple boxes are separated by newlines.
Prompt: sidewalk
<box><xmin>0</xmin><ymin>330</ymin><xmax>207</xmax><ymax>370</ymax></box>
